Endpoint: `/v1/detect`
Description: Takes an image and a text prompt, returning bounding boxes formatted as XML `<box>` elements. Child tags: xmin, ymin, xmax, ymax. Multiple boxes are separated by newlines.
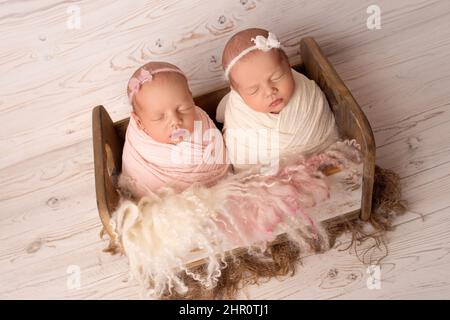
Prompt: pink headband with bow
<box><xmin>127</xmin><ymin>67</ymin><xmax>186</xmax><ymax>103</ymax></box>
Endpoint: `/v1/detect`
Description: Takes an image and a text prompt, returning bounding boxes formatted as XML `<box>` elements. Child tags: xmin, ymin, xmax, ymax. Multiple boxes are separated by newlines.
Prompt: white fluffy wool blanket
<box><xmin>109</xmin><ymin>139</ymin><xmax>362</xmax><ymax>298</ymax></box>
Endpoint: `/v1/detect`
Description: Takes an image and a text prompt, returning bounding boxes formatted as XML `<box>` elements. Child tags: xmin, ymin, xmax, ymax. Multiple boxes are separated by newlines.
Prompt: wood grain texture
<box><xmin>1</xmin><ymin>0</ymin><xmax>450</xmax><ymax>299</ymax></box>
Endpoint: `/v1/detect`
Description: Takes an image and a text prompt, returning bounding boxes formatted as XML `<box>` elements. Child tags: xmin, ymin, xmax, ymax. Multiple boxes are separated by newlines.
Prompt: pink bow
<box><xmin>128</xmin><ymin>68</ymin><xmax>153</xmax><ymax>102</ymax></box>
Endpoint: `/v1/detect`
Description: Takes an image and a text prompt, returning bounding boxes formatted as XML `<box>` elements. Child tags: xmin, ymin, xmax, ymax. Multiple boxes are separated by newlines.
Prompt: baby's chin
<box><xmin>268</xmin><ymin>106</ymin><xmax>284</xmax><ymax>114</ymax></box>
<box><xmin>166</xmin><ymin>136</ymin><xmax>186</xmax><ymax>145</ymax></box>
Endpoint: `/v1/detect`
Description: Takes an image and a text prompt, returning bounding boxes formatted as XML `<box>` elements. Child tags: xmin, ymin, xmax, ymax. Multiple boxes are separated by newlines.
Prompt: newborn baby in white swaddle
<box><xmin>217</xmin><ymin>28</ymin><xmax>339</xmax><ymax>172</ymax></box>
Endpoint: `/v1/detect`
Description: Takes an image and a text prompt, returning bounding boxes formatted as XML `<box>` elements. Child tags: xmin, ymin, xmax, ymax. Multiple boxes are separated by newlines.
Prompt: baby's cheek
<box><xmin>249</xmin><ymin>96</ymin><xmax>267</xmax><ymax>113</ymax></box>
<box><xmin>153</xmin><ymin>128</ymin><xmax>170</xmax><ymax>143</ymax></box>
<box><xmin>184</xmin><ymin>114</ymin><xmax>196</xmax><ymax>133</ymax></box>
<box><xmin>284</xmin><ymin>75</ymin><xmax>296</xmax><ymax>99</ymax></box>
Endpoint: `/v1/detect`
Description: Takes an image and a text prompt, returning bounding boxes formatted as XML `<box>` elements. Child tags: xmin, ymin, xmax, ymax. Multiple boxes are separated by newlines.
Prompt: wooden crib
<box><xmin>92</xmin><ymin>37</ymin><xmax>376</xmax><ymax>251</ymax></box>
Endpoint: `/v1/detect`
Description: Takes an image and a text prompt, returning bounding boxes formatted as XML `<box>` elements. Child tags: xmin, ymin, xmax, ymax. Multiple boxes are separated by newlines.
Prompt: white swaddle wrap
<box><xmin>217</xmin><ymin>69</ymin><xmax>339</xmax><ymax>172</ymax></box>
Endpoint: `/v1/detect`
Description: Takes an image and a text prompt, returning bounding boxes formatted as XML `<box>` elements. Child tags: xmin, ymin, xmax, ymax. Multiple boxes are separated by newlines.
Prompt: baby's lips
<box><xmin>269</xmin><ymin>98</ymin><xmax>283</xmax><ymax>108</ymax></box>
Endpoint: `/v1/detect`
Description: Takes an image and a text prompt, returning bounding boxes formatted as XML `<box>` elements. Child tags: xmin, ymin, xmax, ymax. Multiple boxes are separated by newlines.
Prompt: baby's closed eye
<box><xmin>249</xmin><ymin>87</ymin><xmax>259</xmax><ymax>95</ymax></box>
<box><xmin>178</xmin><ymin>105</ymin><xmax>194</xmax><ymax>112</ymax></box>
<box><xmin>271</xmin><ymin>72</ymin><xmax>285</xmax><ymax>81</ymax></box>
<box><xmin>150</xmin><ymin>114</ymin><xmax>164</xmax><ymax>121</ymax></box>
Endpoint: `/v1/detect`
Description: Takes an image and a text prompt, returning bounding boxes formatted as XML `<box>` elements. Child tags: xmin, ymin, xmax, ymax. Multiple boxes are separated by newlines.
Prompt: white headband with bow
<box><xmin>224</xmin><ymin>32</ymin><xmax>281</xmax><ymax>80</ymax></box>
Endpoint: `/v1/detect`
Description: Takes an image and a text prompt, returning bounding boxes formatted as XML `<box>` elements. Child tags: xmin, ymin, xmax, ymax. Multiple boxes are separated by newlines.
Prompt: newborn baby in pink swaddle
<box><xmin>120</xmin><ymin>62</ymin><xmax>230</xmax><ymax>199</ymax></box>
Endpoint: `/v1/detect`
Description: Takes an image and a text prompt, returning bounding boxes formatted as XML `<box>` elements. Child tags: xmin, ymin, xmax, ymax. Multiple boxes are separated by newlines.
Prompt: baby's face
<box><xmin>230</xmin><ymin>49</ymin><xmax>295</xmax><ymax>114</ymax></box>
<box><xmin>132</xmin><ymin>74</ymin><xmax>196</xmax><ymax>144</ymax></box>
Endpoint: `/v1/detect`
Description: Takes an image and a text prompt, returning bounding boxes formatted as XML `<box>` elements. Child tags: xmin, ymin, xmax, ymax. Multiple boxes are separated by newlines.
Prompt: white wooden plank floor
<box><xmin>1</xmin><ymin>0</ymin><xmax>449</xmax><ymax>299</ymax></box>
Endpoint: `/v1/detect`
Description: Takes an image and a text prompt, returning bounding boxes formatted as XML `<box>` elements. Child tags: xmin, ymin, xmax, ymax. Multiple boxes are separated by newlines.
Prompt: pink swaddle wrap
<box><xmin>121</xmin><ymin>106</ymin><xmax>230</xmax><ymax>199</ymax></box>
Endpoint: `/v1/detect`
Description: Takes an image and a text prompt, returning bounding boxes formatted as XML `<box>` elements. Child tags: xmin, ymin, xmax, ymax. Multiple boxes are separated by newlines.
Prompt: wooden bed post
<box><xmin>92</xmin><ymin>105</ymin><xmax>124</xmax><ymax>237</ymax></box>
<box><xmin>300</xmin><ymin>37</ymin><xmax>376</xmax><ymax>221</ymax></box>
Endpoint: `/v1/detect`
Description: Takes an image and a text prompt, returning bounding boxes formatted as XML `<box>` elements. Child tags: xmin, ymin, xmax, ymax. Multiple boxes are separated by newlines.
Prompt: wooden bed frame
<box><xmin>92</xmin><ymin>37</ymin><xmax>376</xmax><ymax>242</ymax></box>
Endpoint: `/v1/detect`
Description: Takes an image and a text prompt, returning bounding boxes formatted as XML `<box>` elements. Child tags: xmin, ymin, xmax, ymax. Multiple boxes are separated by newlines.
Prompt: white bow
<box><xmin>251</xmin><ymin>32</ymin><xmax>281</xmax><ymax>51</ymax></box>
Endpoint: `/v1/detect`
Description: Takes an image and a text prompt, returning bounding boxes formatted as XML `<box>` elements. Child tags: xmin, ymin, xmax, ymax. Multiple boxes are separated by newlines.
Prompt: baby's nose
<box><xmin>264</xmin><ymin>85</ymin><xmax>277</xmax><ymax>97</ymax></box>
<box><xmin>169</xmin><ymin>113</ymin><xmax>182</xmax><ymax>126</ymax></box>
